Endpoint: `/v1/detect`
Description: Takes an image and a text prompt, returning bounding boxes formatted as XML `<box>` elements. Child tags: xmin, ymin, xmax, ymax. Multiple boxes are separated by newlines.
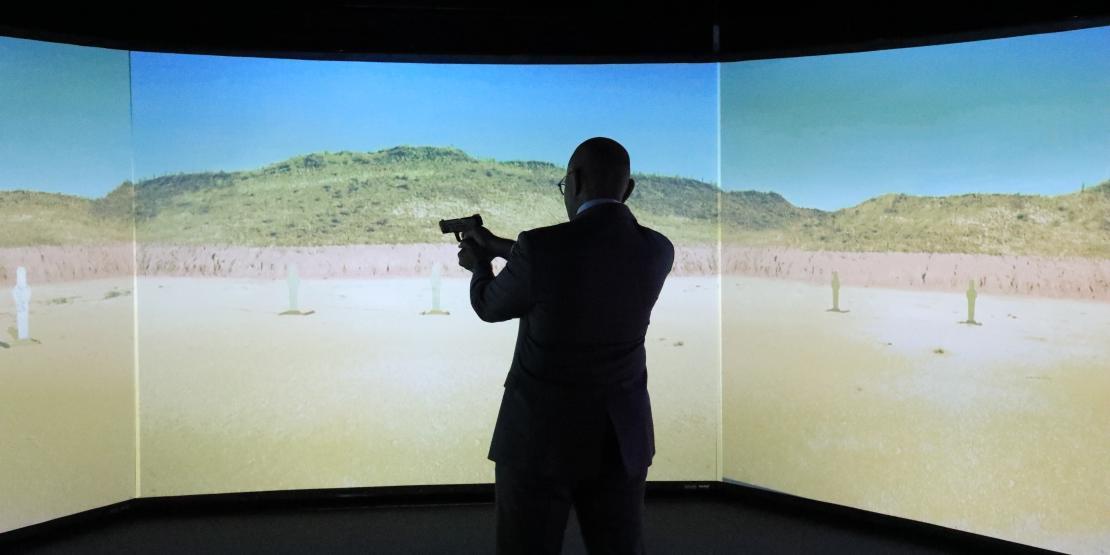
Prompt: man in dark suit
<box><xmin>456</xmin><ymin>137</ymin><xmax>675</xmax><ymax>554</ymax></box>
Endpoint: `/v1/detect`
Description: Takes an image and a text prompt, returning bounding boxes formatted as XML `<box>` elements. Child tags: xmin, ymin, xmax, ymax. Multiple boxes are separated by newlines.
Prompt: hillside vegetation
<box><xmin>772</xmin><ymin>186</ymin><xmax>1110</xmax><ymax>257</ymax></box>
<box><xmin>130</xmin><ymin>147</ymin><xmax>717</xmax><ymax>246</ymax></box>
<box><xmin>2</xmin><ymin>146</ymin><xmax>1107</xmax><ymax>257</ymax></box>
<box><xmin>0</xmin><ymin>189</ymin><xmax>132</xmax><ymax>247</ymax></box>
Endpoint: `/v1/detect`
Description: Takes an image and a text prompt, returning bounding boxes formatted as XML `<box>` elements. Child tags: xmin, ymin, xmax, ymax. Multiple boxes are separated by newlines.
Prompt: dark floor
<box><xmin>7</xmin><ymin>496</ymin><xmax>990</xmax><ymax>555</ymax></box>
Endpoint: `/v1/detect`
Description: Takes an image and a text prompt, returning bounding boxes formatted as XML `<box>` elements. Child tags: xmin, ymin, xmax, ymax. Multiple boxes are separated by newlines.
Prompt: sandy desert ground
<box><xmin>135</xmin><ymin>275</ymin><xmax>720</xmax><ymax>496</ymax></box>
<box><xmin>6</xmin><ymin>250</ymin><xmax>1109</xmax><ymax>553</ymax></box>
<box><xmin>135</xmin><ymin>244</ymin><xmax>1110</xmax><ymax>301</ymax></box>
<box><xmin>6</xmin><ymin>242</ymin><xmax>1108</xmax><ymax>300</ymax></box>
<box><xmin>0</xmin><ymin>245</ymin><xmax>133</xmax><ymax>284</ymax></box>
<box><xmin>722</xmin><ymin>246</ymin><xmax>1110</xmax><ymax>302</ymax></box>
<box><xmin>0</xmin><ymin>278</ymin><xmax>135</xmax><ymax>534</ymax></box>
<box><xmin>722</xmin><ymin>277</ymin><xmax>1110</xmax><ymax>555</ymax></box>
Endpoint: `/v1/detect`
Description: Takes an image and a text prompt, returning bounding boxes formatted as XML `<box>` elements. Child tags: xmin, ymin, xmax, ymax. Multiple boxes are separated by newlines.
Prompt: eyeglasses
<box><xmin>555</xmin><ymin>170</ymin><xmax>574</xmax><ymax>195</ymax></box>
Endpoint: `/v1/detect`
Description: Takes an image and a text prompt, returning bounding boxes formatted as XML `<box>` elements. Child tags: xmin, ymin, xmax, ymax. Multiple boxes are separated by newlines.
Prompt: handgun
<box><xmin>439</xmin><ymin>214</ymin><xmax>484</xmax><ymax>242</ymax></box>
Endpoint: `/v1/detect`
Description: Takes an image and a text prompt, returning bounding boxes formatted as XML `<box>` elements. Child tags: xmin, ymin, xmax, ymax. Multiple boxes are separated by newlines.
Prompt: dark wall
<box><xmin>1</xmin><ymin>3</ymin><xmax>1108</xmax><ymax>62</ymax></box>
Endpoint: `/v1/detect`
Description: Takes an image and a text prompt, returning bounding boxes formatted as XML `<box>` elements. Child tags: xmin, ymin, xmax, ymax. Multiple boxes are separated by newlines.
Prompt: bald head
<box><xmin>563</xmin><ymin>137</ymin><xmax>635</xmax><ymax>219</ymax></box>
<box><xmin>569</xmin><ymin>137</ymin><xmax>630</xmax><ymax>197</ymax></box>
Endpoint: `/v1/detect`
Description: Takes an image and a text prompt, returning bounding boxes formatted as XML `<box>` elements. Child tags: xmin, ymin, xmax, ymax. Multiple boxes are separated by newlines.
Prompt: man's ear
<box><xmin>621</xmin><ymin>178</ymin><xmax>635</xmax><ymax>202</ymax></box>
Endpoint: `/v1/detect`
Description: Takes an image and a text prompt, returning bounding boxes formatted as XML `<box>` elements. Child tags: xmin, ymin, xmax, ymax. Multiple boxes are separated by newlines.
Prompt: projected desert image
<box><xmin>130</xmin><ymin>148</ymin><xmax>722</xmax><ymax>495</ymax></box>
<box><xmin>0</xmin><ymin>38</ymin><xmax>136</xmax><ymax>532</ymax></box>
<box><xmin>719</xmin><ymin>29</ymin><xmax>1110</xmax><ymax>554</ymax></box>
<box><xmin>1</xmin><ymin>44</ymin><xmax>722</xmax><ymax>531</ymax></box>
<box><xmin>125</xmin><ymin>57</ymin><xmax>722</xmax><ymax>496</ymax></box>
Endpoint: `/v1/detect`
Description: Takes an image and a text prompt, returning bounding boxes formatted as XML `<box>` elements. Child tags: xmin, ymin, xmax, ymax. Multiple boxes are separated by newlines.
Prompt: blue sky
<box><xmin>3</xmin><ymin>26</ymin><xmax>1108</xmax><ymax>205</ymax></box>
<box><xmin>0</xmin><ymin>38</ymin><xmax>716</xmax><ymax>197</ymax></box>
<box><xmin>721</xmin><ymin>26</ymin><xmax>1110</xmax><ymax>211</ymax></box>
<box><xmin>0</xmin><ymin>37</ymin><xmax>132</xmax><ymax>196</ymax></box>
<box><xmin>129</xmin><ymin>56</ymin><xmax>719</xmax><ymax>185</ymax></box>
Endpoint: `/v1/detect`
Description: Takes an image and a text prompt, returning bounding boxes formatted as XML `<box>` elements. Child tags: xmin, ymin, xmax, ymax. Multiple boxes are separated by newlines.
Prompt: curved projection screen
<box><xmin>719</xmin><ymin>28</ymin><xmax>1110</xmax><ymax>555</ymax></box>
<box><xmin>129</xmin><ymin>56</ymin><xmax>721</xmax><ymax>494</ymax></box>
<box><xmin>0</xmin><ymin>38</ymin><xmax>136</xmax><ymax>533</ymax></box>
<box><xmin>2</xmin><ymin>26</ymin><xmax>1108</xmax><ymax>554</ymax></box>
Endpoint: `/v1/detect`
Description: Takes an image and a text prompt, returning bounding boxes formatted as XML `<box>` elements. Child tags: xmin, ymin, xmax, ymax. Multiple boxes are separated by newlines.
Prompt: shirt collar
<box><xmin>575</xmin><ymin>198</ymin><xmax>623</xmax><ymax>216</ymax></box>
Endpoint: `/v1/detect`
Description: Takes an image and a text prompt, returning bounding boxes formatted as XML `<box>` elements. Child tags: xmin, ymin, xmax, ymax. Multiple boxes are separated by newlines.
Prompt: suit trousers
<box><xmin>494</xmin><ymin>417</ymin><xmax>649</xmax><ymax>555</ymax></box>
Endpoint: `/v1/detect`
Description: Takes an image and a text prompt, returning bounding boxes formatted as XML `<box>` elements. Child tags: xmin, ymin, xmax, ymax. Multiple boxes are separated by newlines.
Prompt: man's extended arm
<box><xmin>486</xmin><ymin>236</ymin><xmax>515</xmax><ymax>260</ymax></box>
<box><xmin>470</xmin><ymin>233</ymin><xmax>533</xmax><ymax>323</ymax></box>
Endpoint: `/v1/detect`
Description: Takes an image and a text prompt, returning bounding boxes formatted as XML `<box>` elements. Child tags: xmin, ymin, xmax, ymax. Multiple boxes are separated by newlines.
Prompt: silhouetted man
<box><xmin>457</xmin><ymin>137</ymin><xmax>674</xmax><ymax>554</ymax></box>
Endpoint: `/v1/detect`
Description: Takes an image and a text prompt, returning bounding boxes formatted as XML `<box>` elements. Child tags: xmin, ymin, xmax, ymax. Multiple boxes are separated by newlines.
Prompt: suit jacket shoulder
<box><xmin>518</xmin><ymin>219</ymin><xmax>568</xmax><ymax>247</ymax></box>
<box><xmin>643</xmin><ymin>225</ymin><xmax>673</xmax><ymax>253</ymax></box>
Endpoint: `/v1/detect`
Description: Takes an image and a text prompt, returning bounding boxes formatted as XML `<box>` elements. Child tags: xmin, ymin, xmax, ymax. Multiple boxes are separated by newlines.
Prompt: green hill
<box><xmin>2</xmin><ymin>146</ymin><xmax>1107</xmax><ymax>257</ymax></box>
<box><xmin>0</xmin><ymin>189</ymin><xmax>132</xmax><ymax>247</ymax></box>
<box><xmin>756</xmin><ymin>183</ymin><xmax>1110</xmax><ymax>257</ymax></box>
<box><xmin>131</xmin><ymin>146</ymin><xmax>724</xmax><ymax>245</ymax></box>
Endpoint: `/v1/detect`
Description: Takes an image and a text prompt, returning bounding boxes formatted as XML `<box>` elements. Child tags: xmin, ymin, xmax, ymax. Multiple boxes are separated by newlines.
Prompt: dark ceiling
<box><xmin>1</xmin><ymin>3</ymin><xmax>1108</xmax><ymax>63</ymax></box>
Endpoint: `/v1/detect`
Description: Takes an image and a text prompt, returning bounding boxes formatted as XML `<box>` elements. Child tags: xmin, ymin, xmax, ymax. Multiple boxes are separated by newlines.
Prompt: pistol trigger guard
<box><xmin>454</xmin><ymin>231</ymin><xmax>464</xmax><ymax>242</ymax></box>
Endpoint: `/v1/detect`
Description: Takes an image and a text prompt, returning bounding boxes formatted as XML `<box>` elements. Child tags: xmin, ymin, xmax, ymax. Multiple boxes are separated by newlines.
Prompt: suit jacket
<box><xmin>469</xmin><ymin>202</ymin><xmax>675</xmax><ymax>479</ymax></box>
